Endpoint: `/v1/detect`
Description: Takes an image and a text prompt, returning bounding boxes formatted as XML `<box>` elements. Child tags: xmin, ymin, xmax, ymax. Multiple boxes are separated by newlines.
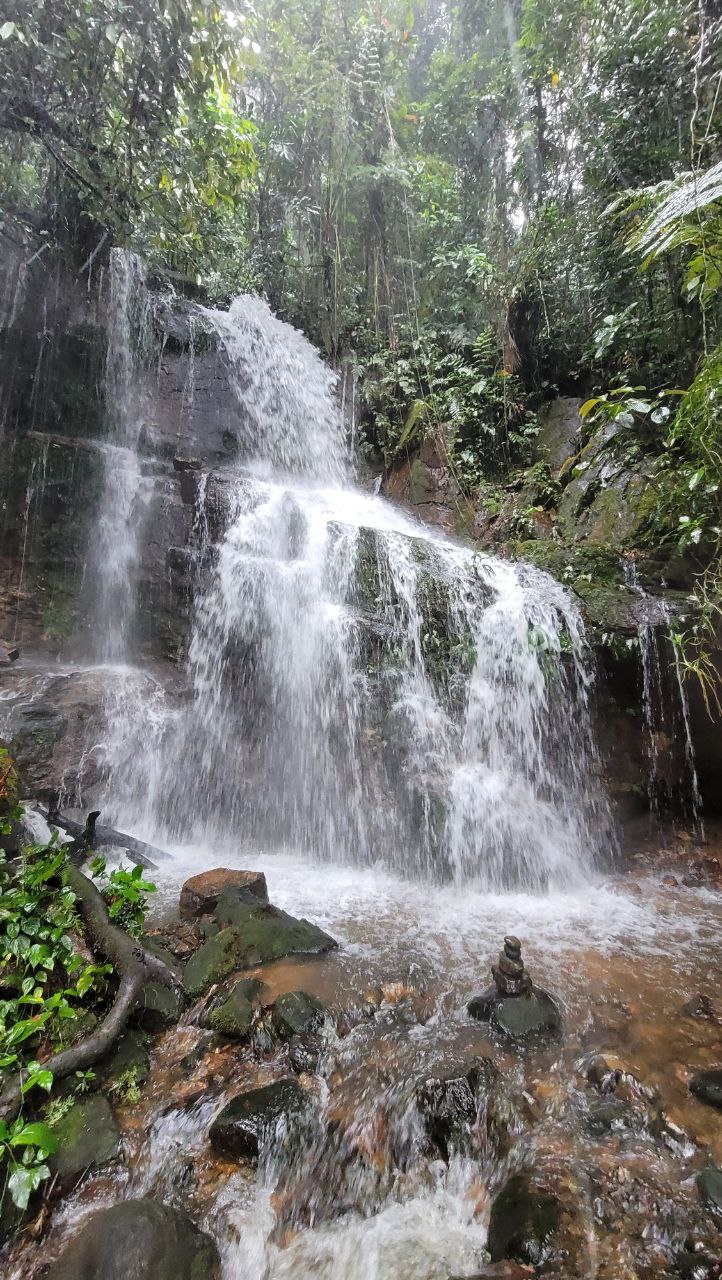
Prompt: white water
<box><xmin>86</xmin><ymin>250</ymin><xmax>153</xmax><ymax>661</ymax></box>
<box><xmin>85</xmin><ymin>286</ymin><xmax>614</xmax><ymax>890</ymax></box>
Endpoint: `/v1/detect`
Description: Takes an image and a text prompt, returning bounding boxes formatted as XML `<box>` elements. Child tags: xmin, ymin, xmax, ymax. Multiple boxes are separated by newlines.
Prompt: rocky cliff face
<box><xmin>383</xmin><ymin>397</ymin><xmax>722</xmax><ymax>826</ymax></box>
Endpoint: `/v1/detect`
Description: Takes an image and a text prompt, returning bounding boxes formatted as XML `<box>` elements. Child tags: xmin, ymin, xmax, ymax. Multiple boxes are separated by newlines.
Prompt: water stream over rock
<box><xmin>96</xmin><ymin>278</ymin><xmax>612</xmax><ymax>890</ymax></box>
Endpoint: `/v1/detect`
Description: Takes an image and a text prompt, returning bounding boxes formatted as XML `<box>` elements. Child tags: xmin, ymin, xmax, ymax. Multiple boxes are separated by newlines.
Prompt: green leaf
<box><xmin>7</xmin><ymin>1163</ymin><xmax>49</xmax><ymax>1210</ymax></box>
<box><xmin>579</xmin><ymin>398</ymin><xmax>600</xmax><ymax>418</ymax></box>
<box><xmin>11</xmin><ymin>1121</ymin><xmax>58</xmax><ymax>1154</ymax></box>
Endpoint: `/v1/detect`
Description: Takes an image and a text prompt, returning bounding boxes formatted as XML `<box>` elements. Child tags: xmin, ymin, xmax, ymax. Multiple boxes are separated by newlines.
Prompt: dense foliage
<box><xmin>0</xmin><ymin>791</ymin><xmax>155</xmax><ymax>1211</ymax></box>
<box><xmin>1</xmin><ymin>0</ymin><xmax>721</xmax><ymax>530</ymax></box>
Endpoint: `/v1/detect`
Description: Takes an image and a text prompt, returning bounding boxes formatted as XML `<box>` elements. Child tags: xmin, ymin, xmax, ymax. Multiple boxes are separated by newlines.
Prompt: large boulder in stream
<box><xmin>184</xmin><ymin>901</ymin><xmax>337</xmax><ymax>995</ymax></box>
<box><xmin>44</xmin><ymin>1197</ymin><xmax>219</xmax><ymax>1279</ymax></box>
<box><xmin>179</xmin><ymin>867</ymin><xmax>268</xmax><ymax>918</ymax></box>
<box><xmin>209</xmin><ymin>1078</ymin><xmax>309</xmax><ymax>1159</ymax></box>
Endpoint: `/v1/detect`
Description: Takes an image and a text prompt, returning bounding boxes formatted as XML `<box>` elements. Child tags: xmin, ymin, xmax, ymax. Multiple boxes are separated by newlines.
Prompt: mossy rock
<box><xmin>209</xmin><ymin>977</ymin><xmax>268</xmax><ymax>1038</ymax></box>
<box><xmin>48</xmin><ymin>1094</ymin><xmax>120</xmax><ymax>1187</ymax></box>
<box><xmin>184</xmin><ymin>904</ymin><xmax>337</xmax><ymax>996</ymax></box>
<box><xmin>99</xmin><ymin>1028</ymin><xmax>152</xmax><ymax>1090</ymax></box>
<box><xmin>134</xmin><ymin>979</ymin><xmax>184</xmax><ymax>1031</ymax></box>
<box><xmin>271</xmin><ymin>990</ymin><xmax>328</xmax><ymax>1040</ymax></box>
<box><xmin>133</xmin><ymin>937</ymin><xmax>184</xmax><ymax>1030</ymax></box>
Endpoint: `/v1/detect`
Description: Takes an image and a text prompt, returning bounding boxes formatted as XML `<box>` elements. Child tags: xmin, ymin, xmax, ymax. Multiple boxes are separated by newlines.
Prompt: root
<box><xmin>0</xmin><ymin>866</ymin><xmax>183</xmax><ymax>1122</ymax></box>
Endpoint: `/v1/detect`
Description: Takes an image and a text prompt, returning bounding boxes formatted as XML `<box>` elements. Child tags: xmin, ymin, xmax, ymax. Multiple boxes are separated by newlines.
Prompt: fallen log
<box><xmin>43</xmin><ymin>797</ymin><xmax>170</xmax><ymax>871</ymax></box>
<box><xmin>0</xmin><ymin>865</ymin><xmax>183</xmax><ymax>1122</ymax></box>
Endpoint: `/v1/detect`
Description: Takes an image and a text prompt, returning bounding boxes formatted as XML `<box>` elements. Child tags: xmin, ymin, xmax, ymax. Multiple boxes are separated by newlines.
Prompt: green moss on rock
<box><xmin>184</xmin><ymin>904</ymin><xmax>337</xmax><ymax>996</ymax></box>
<box><xmin>48</xmin><ymin>1094</ymin><xmax>120</xmax><ymax>1186</ymax></box>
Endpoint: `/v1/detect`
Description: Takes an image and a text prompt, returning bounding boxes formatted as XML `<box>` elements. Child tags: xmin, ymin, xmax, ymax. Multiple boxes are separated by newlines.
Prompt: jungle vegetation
<box><xmin>0</xmin><ymin>0</ymin><xmax>721</xmax><ymax>632</ymax></box>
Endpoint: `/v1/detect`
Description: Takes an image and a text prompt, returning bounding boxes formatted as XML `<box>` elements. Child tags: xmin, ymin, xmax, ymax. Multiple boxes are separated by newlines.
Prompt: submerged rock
<box><xmin>209</xmin><ymin>976</ymin><xmax>268</xmax><ymax>1038</ymax></box>
<box><xmin>179</xmin><ymin>867</ymin><xmax>268</xmax><ymax>918</ymax></box>
<box><xmin>48</xmin><ymin>1094</ymin><xmax>120</xmax><ymax>1187</ymax></box>
<box><xmin>184</xmin><ymin>904</ymin><xmax>337</xmax><ymax>995</ymax></box>
<box><xmin>45</xmin><ymin>1197</ymin><xmax>219</xmax><ymax>1279</ymax></box>
<box><xmin>690</xmin><ymin>1068</ymin><xmax>722</xmax><ymax>1111</ymax></box>
<box><xmin>468</xmin><ymin>937</ymin><xmax>562</xmax><ymax>1043</ymax></box>
<box><xmin>209</xmin><ymin>1078</ymin><xmax>308</xmax><ymax>1159</ymax></box>
<box><xmin>271</xmin><ymin>990</ymin><xmax>328</xmax><ymax>1039</ymax></box>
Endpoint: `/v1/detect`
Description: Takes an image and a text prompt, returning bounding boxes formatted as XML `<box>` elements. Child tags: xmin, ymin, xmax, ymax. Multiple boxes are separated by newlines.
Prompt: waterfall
<box><xmin>86</xmin><ymin>249</ymin><xmax>152</xmax><ymax>661</ymax></box>
<box><xmin>102</xmin><ymin>288</ymin><xmax>612</xmax><ymax>890</ymax></box>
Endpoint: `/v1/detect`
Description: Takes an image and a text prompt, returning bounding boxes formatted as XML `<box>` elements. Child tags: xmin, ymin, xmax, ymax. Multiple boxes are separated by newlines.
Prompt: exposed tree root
<box><xmin>0</xmin><ymin>866</ymin><xmax>183</xmax><ymax>1122</ymax></box>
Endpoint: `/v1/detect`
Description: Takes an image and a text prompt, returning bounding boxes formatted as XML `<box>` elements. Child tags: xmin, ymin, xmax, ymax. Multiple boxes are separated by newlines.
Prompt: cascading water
<box><xmin>86</xmin><ymin>249</ymin><xmax>152</xmax><ymax>661</ymax></box>
<box><xmin>105</xmin><ymin>287</ymin><xmax>612</xmax><ymax>890</ymax></box>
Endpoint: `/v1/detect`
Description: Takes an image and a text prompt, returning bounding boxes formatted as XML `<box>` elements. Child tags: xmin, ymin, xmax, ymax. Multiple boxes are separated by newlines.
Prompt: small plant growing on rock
<box><xmin>89</xmin><ymin>856</ymin><xmax>156</xmax><ymax>938</ymax></box>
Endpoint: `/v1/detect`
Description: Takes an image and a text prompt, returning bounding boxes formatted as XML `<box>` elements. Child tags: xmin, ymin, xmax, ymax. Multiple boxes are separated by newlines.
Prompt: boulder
<box><xmin>184</xmin><ymin>904</ymin><xmax>337</xmax><ymax>996</ymax></box>
<box><xmin>487</xmin><ymin>1173</ymin><xmax>562</xmax><ymax>1267</ymax></box>
<box><xmin>44</xmin><ymin>1197</ymin><xmax>219</xmax><ymax>1279</ymax></box>
<box><xmin>48</xmin><ymin>1094</ymin><xmax>120</xmax><ymax>1187</ymax></box>
<box><xmin>271</xmin><ymin>990</ymin><xmax>328</xmax><ymax>1040</ymax></box>
<box><xmin>690</xmin><ymin>1068</ymin><xmax>722</xmax><ymax>1111</ymax></box>
<box><xmin>209</xmin><ymin>976</ymin><xmax>268</xmax><ymax>1038</ymax></box>
<box><xmin>179</xmin><ymin>867</ymin><xmax>268</xmax><ymax>918</ymax></box>
<box><xmin>209</xmin><ymin>1079</ymin><xmax>308</xmax><ymax>1159</ymax></box>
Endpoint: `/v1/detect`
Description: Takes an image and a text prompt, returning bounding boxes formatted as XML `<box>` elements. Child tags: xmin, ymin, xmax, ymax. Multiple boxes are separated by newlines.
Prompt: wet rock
<box><xmin>288</xmin><ymin>1033</ymin><xmax>325</xmax><ymax>1074</ymax></box>
<box><xmin>271</xmin><ymin>990</ymin><xmax>328</xmax><ymax>1039</ymax></box>
<box><xmin>209</xmin><ymin>976</ymin><xmax>268</xmax><ymax>1038</ymax></box>
<box><xmin>697</xmin><ymin>1165</ymin><xmax>722</xmax><ymax>1215</ymax></box>
<box><xmin>488</xmin><ymin>1173</ymin><xmax>562</xmax><ymax>1267</ymax></box>
<box><xmin>48</xmin><ymin>1094</ymin><xmax>120</xmax><ymax>1187</ymax></box>
<box><xmin>179</xmin><ymin>867</ymin><xmax>268</xmax><ymax>918</ymax></box>
<box><xmin>209</xmin><ymin>1079</ymin><xmax>308</xmax><ymax>1159</ymax></box>
<box><xmin>184</xmin><ymin>905</ymin><xmax>337</xmax><ymax>995</ymax></box>
<box><xmin>681</xmin><ymin>994</ymin><xmax>718</xmax><ymax>1021</ymax></box>
<box><xmin>99</xmin><ymin>1028</ymin><xmax>152</xmax><ymax>1090</ymax></box>
<box><xmin>584</xmin><ymin>1095</ymin><xmax>635</xmax><ymax>1135</ymax></box>
<box><xmin>135</xmin><ymin>978</ymin><xmax>184</xmax><ymax>1031</ymax></box>
<box><xmin>662</xmin><ymin>874</ymin><xmax>680</xmax><ymax>887</ymax></box>
<box><xmin>0</xmin><ymin>640</ymin><xmax>19</xmax><ymax>666</ymax></box>
<box><xmin>44</xmin><ymin>1196</ymin><xmax>220</xmax><ymax>1280</ymax></box>
<box><xmin>468</xmin><ymin>937</ymin><xmax>561</xmax><ymax>1043</ymax></box>
<box><xmin>585</xmin><ymin>1053</ymin><xmax>623</xmax><ymax>1094</ymax></box>
<box><xmin>690</xmin><ymin>1068</ymin><xmax>722</xmax><ymax>1111</ymax></box>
